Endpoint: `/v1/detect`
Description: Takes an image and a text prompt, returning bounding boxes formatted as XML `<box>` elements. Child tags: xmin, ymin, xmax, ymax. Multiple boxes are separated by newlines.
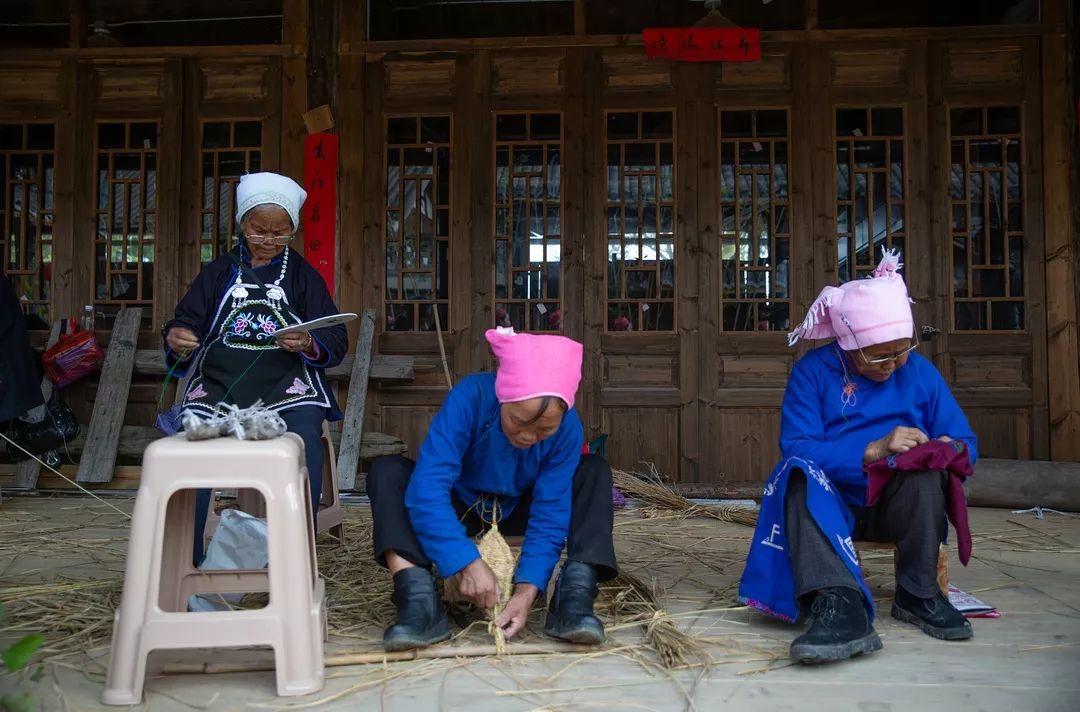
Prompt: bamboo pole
<box><xmin>162</xmin><ymin>642</ymin><xmax>595</xmax><ymax>675</ymax></box>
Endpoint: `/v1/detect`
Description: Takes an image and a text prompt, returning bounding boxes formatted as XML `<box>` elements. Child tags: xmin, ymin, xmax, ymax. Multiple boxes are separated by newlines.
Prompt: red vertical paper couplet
<box><xmin>643</xmin><ymin>27</ymin><xmax>761</xmax><ymax>62</ymax></box>
<box><xmin>302</xmin><ymin>133</ymin><xmax>339</xmax><ymax>294</ymax></box>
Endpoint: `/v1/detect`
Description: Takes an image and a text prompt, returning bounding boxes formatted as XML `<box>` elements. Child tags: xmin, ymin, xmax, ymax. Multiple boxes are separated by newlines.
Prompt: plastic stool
<box><xmin>102</xmin><ymin>433</ymin><xmax>325</xmax><ymax>705</ymax></box>
<box><xmin>204</xmin><ymin>421</ymin><xmax>345</xmax><ymax>545</ymax></box>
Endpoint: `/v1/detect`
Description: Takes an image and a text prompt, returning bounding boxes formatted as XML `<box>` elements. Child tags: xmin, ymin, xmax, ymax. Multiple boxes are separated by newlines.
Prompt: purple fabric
<box><xmin>864</xmin><ymin>439</ymin><xmax>974</xmax><ymax>565</ymax></box>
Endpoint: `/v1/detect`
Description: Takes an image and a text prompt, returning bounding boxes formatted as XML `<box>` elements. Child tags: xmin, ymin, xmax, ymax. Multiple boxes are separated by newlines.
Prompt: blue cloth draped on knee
<box><xmin>738</xmin><ymin>457</ymin><xmax>874</xmax><ymax>623</ymax></box>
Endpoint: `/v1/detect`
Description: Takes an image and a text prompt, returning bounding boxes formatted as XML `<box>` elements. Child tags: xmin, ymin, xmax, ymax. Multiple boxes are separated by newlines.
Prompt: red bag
<box><xmin>43</xmin><ymin>330</ymin><xmax>105</xmax><ymax>388</ymax></box>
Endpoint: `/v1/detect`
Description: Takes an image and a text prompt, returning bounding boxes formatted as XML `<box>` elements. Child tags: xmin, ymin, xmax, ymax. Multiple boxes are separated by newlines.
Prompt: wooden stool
<box><xmin>856</xmin><ymin>541</ymin><xmax>949</xmax><ymax>594</ymax></box>
<box><xmin>204</xmin><ymin>421</ymin><xmax>345</xmax><ymax>545</ymax></box>
<box><xmin>102</xmin><ymin>434</ymin><xmax>325</xmax><ymax>705</ymax></box>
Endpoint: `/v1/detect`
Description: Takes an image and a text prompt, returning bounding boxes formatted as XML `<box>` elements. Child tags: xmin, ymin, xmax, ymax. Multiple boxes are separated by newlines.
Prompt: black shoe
<box><xmin>790</xmin><ymin>587</ymin><xmax>883</xmax><ymax>664</ymax></box>
<box><xmin>543</xmin><ymin>561</ymin><xmax>605</xmax><ymax>645</ymax></box>
<box><xmin>891</xmin><ymin>585</ymin><xmax>973</xmax><ymax>641</ymax></box>
<box><xmin>383</xmin><ymin>567</ymin><xmax>451</xmax><ymax>652</ymax></box>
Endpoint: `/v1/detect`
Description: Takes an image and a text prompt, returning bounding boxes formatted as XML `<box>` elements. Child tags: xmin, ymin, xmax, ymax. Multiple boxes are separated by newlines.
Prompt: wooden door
<box><xmin>924</xmin><ymin>40</ymin><xmax>1048</xmax><ymax>459</ymax></box>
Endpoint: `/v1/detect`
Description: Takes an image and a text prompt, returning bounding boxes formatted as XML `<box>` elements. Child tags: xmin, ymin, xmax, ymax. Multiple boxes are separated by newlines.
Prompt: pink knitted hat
<box><xmin>485</xmin><ymin>327</ymin><xmax>584</xmax><ymax>408</ymax></box>
<box><xmin>788</xmin><ymin>249</ymin><xmax>914</xmax><ymax>351</ymax></box>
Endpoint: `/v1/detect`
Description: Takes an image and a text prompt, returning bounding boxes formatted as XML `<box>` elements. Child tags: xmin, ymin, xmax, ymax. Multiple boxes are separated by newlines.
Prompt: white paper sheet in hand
<box><xmin>275</xmin><ymin>312</ymin><xmax>358</xmax><ymax>335</ymax></box>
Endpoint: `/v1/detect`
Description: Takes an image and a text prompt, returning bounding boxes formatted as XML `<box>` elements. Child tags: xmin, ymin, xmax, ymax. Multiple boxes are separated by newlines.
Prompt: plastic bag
<box><xmin>3</xmin><ymin>391</ymin><xmax>80</xmax><ymax>459</ymax></box>
<box><xmin>42</xmin><ymin>329</ymin><xmax>104</xmax><ymax>388</ymax></box>
<box><xmin>188</xmin><ymin>508</ymin><xmax>269</xmax><ymax>612</ymax></box>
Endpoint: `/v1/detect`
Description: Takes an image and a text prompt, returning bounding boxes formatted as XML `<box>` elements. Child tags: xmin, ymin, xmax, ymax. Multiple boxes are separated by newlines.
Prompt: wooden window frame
<box><xmin>493</xmin><ymin>110</ymin><xmax>564</xmax><ymax>332</ymax></box>
<box><xmin>383</xmin><ymin>113</ymin><xmax>453</xmax><ymax>333</ymax></box>
<box><xmin>947</xmin><ymin>104</ymin><xmax>1026</xmax><ymax>333</ymax></box>
<box><xmin>833</xmin><ymin>105</ymin><xmax>907</xmax><ymax>283</ymax></box>
<box><xmin>199</xmin><ymin>119</ymin><xmax>264</xmax><ymax>265</ymax></box>
<box><xmin>717</xmin><ymin>106</ymin><xmax>793</xmax><ymax>333</ymax></box>
<box><xmin>0</xmin><ymin>122</ymin><xmax>55</xmax><ymax>327</ymax></box>
<box><xmin>604</xmin><ymin>108</ymin><xmax>677</xmax><ymax>334</ymax></box>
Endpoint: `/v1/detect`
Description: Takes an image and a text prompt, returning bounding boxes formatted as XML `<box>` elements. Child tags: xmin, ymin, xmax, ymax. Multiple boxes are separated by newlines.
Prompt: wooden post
<box><xmin>336</xmin><ymin>308</ymin><xmax>376</xmax><ymax>490</ymax></box>
<box><xmin>155</xmin><ymin>60</ymin><xmax>183</xmax><ymax>332</ymax></box>
<box><xmin>76</xmin><ymin>307</ymin><xmax>141</xmax><ymax>483</ymax></box>
<box><xmin>281</xmin><ymin>0</ymin><xmax>310</xmax><ymax>226</ymax></box>
<box><xmin>69</xmin><ymin>0</ymin><xmax>85</xmax><ymax>48</ymax></box>
<box><xmin>13</xmin><ymin>321</ymin><xmax>64</xmax><ymax>489</ymax></box>
<box><xmin>804</xmin><ymin>0</ymin><xmax>819</xmax><ymax>31</ymax></box>
<box><xmin>574</xmin><ymin>0</ymin><xmax>586</xmax><ymax>36</ymax></box>
<box><xmin>1042</xmin><ymin>32</ymin><xmax>1080</xmax><ymax>461</ymax></box>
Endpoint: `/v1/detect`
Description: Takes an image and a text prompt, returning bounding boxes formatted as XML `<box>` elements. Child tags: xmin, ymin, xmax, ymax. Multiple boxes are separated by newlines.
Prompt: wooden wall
<box><xmin>1</xmin><ymin>13</ymin><xmax>1077</xmax><ymax>491</ymax></box>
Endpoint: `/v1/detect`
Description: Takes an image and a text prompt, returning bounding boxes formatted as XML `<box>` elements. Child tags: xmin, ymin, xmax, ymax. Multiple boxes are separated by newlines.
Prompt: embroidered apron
<box><xmin>182</xmin><ymin>255</ymin><xmax>330</xmax><ymax>417</ymax></box>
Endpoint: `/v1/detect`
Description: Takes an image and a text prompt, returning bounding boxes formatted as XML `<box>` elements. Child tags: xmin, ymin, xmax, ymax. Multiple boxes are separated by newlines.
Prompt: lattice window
<box><xmin>606</xmin><ymin>110</ymin><xmax>675</xmax><ymax>332</ymax></box>
<box><xmin>494</xmin><ymin>112</ymin><xmax>562</xmax><ymax>332</ymax></box>
<box><xmin>835</xmin><ymin>108</ymin><xmax>906</xmax><ymax>283</ymax></box>
<box><xmin>0</xmin><ymin>123</ymin><xmax>54</xmax><ymax>329</ymax></box>
<box><xmin>94</xmin><ymin>122</ymin><xmax>157</xmax><ymax>326</ymax></box>
<box><xmin>719</xmin><ymin>109</ymin><xmax>791</xmax><ymax>332</ymax></box>
<box><xmin>949</xmin><ymin>107</ymin><xmax>1025</xmax><ymax>331</ymax></box>
<box><xmin>385</xmin><ymin>116</ymin><xmax>451</xmax><ymax>332</ymax></box>
<box><xmin>200</xmin><ymin>120</ymin><xmax>262</xmax><ymax>264</ymax></box>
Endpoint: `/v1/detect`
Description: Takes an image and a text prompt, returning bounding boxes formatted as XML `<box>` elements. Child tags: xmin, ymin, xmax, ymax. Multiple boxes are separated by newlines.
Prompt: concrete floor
<box><xmin>1</xmin><ymin>496</ymin><xmax>1078</xmax><ymax>711</ymax></box>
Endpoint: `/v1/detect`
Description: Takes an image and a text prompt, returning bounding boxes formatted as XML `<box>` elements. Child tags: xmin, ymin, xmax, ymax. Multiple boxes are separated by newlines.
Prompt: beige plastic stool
<box><xmin>204</xmin><ymin>421</ymin><xmax>345</xmax><ymax>545</ymax></box>
<box><xmin>102</xmin><ymin>433</ymin><xmax>325</xmax><ymax>705</ymax></box>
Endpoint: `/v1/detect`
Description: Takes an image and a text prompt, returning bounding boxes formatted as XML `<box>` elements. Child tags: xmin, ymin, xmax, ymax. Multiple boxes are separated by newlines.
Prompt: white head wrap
<box><xmin>235</xmin><ymin>172</ymin><xmax>308</xmax><ymax>231</ymax></box>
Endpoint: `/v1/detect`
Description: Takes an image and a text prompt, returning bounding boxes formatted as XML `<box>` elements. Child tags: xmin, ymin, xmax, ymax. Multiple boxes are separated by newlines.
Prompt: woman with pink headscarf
<box><xmin>367</xmin><ymin>328</ymin><xmax>617</xmax><ymax>651</ymax></box>
<box><xmin>738</xmin><ymin>250</ymin><xmax>978</xmax><ymax>664</ymax></box>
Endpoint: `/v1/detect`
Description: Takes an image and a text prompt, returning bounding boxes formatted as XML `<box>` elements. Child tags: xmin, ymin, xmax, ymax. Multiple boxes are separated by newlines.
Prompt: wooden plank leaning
<box><xmin>76</xmin><ymin>307</ymin><xmax>141</xmax><ymax>484</ymax></box>
<box><xmin>335</xmin><ymin>308</ymin><xmax>376</xmax><ymax>491</ymax></box>
<box><xmin>12</xmin><ymin>319</ymin><xmax>64</xmax><ymax>489</ymax></box>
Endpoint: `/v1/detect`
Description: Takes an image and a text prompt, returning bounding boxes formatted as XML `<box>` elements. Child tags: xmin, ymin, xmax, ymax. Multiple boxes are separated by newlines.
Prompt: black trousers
<box><xmin>367</xmin><ymin>453</ymin><xmax>619</xmax><ymax>583</ymax></box>
<box><xmin>785</xmin><ymin>468</ymin><xmax>948</xmax><ymax>601</ymax></box>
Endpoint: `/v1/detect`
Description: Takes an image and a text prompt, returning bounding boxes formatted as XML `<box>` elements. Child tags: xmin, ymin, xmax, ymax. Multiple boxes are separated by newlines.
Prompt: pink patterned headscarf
<box><xmin>788</xmin><ymin>249</ymin><xmax>914</xmax><ymax>351</ymax></box>
<box><xmin>485</xmin><ymin>327</ymin><xmax>584</xmax><ymax>409</ymax></box>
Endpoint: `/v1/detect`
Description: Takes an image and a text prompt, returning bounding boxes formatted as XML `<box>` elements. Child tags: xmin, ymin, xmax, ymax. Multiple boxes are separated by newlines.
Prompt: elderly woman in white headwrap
<box><xmin>162</xmin><ymin>172</ymin><xmax>348</xmax><ymax>563</ymax></box>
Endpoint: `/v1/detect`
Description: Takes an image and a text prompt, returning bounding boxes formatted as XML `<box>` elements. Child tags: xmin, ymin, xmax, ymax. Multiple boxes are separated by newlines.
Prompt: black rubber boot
<box><xmin>543</xmin><ymin>561</ymin><xmax>605</xmax><ymax>645</ymax></box>
<box><xmin>790</xmin><ymin>587</ymin><xmax>883</xmax><ymax>664</ymax></box>
<box><xmin>892</xmin><ymin>585</ymin><xmax>973</xmax><ymax>641</ymax></box>
<box><xmin>383</xmin><ymin>567</ymin><xmax>451</xmax><ymax>652</ymax></box>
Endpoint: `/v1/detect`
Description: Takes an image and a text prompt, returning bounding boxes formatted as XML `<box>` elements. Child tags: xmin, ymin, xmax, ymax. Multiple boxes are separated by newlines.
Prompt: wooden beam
<box><xmin>75</xmin><ymin>307</ymin><xmax>141</xmax><ymax>483</ymax></box>
<box><xmin>307</xmin><ymin>0</ymin><xmax>338</xmax><ymax>114</ymax></box>
<box><xmin>336</xmin><ymin>309</ymin><xmax>376</xmax><ymax>489</ymax></box>
<box><xmin>13</xmin><ymin>321</ymin><xmax>63</xmax><ymax>489</ymax></box>
<box><xmin>1042</xmin><ymin>32</ymin><xmax>1080</xmax><ymax>460</ymax></box>
<box><xmin>128</xmin><ymin>350</ymin><xmax>413</xmax><ymax>383</ymax></box>
<box><xmin>804</xmin><ymin>0</ymin><xmax>819</xmax><ymax>31</ymax></box>
<box><xmin>69</xmin><ymin>0</ymin><xmax>85</xmax><ymax>49</ymax></box>
<box><xmin>155</xmin><ymin>59</ymin><xmax>183</xmax><ymax>332</ymax></box>
<box><xmin>574</xmin><ymin>0</ymin><xmax>586</xmax><ymax>36</ymax></box>
<box><xmin>281</xmin><ymin>0</ymin><xmax>310</xmax><ymax>217</ymax></box>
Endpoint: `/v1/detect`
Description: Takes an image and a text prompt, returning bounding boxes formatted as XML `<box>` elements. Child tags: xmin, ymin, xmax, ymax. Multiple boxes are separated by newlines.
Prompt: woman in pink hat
<box><xmin>366</xmin><ymin>327</ymin><xmax>617</xmax><ymax>651</ymax></box>
<box><xmin>739</xmin><ymin>250</ymin><xmax>978</xmax><ymax>664</ymax></box>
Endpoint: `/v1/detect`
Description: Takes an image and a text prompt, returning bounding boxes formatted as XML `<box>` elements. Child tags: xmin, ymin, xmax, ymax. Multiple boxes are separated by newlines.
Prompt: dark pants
<box><xmin>192</xmin><ymin>406</ymin><xmax>326</xmax><ymax>564</ymax></box>
<box><xmin>785</xmin><ymin>468</ymin><xmax>948</xmax><ymax>601</ymax></box>
<box><xmin>367</xmin><ymin>453</ymin><xmax>619</xmax><ymax>583</ymax></box>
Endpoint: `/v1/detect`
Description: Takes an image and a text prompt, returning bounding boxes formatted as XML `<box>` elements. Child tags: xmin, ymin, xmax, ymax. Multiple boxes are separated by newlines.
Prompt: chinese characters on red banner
<box><xmin>643</xmin><ymin>27</ymin><xmax>761</xmax><ymax>62</ymax></box>
<box><xmin>302</xmin><ymin>133</ymin><xmax>338</xmax><ymax>293</ymax></box>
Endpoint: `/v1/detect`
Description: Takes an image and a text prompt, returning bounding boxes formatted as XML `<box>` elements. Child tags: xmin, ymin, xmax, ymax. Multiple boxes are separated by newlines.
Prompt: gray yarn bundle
<box><xmin>181</xmin><ymin>401</ymin><xmax>288</xmax><ymax>442</ymax></box>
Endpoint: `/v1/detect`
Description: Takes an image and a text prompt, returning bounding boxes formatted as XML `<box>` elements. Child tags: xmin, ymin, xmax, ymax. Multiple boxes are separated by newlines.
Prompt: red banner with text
<box><xmin>643</xmin><ymin>27</ymin><xmax>761</xmax><ymax>62</ymax></box>
<box><xmin>302</xmin><ymin>133</ymin><xmax>338</xmax><ymax>294</ymax></box>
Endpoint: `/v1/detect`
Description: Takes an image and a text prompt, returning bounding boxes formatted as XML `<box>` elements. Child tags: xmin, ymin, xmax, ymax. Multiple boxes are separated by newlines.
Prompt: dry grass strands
<box><xmin>600</xmin><ymin>571</ymin><xmax>708</xmax><ymax>669</ymax></box>
<box><xmin>613</xmin><ymin>464</ymin><xmax>758</xmax><ymax>528</ymax></box>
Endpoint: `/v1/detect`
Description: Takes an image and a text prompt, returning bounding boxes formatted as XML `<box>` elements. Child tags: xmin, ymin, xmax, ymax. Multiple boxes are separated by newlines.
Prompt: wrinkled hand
<box><xmin>495</xmin><ymin>584</ymin><xmax>539</xmax><ymax>639</ymax></box>
<box><xmin>275</xmin><ymin>331</ymin><xmax>314</xmax><ymax>355</ymax></box>
<box><xmin>165</xmin><ymin>327</ymin><xmax>200</xmax><ymax>353</ymax></box>
<box><xmin>455</xmin><ymin>559</ymin><xmax>500</xmax><ymax>609</ymax></box>
<box><xmin>864</xmin><ymin>426</ymin><xmax>929</xmax><ymax>463</ymax></box>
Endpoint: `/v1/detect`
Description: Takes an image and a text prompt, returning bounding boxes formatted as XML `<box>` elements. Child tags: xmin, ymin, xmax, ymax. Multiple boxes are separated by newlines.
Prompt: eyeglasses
<box><xmin>842</xmin><ymin>318</ymin><xmax>920</xmax><ymax>365</ymax></box>
<box><xmin>243</xmin><ymin>234</ymin><xmax>293</xmax><ymax>247</ymax></box>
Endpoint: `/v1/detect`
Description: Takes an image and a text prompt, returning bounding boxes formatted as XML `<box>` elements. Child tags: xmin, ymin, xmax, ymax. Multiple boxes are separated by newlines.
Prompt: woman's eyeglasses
<box><xmin>842</xmin><ymin>317</ymin><xmax>920</xmax><ymax>365</ymax></box>
<box><xmin>243</xmin><ymin>233</ymin><xmax>294</xmax><ymax>246</ymax></box>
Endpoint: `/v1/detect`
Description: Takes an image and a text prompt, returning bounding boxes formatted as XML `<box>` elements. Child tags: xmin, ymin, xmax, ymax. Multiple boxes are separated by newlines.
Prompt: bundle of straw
<box><xmin>602</xmin><ymin>571</ymin><xmax>707</xmax><ymax>669</ymax></box>
<box><xmin>612</xmin><ymin>464</ymin><xmax>758</xmax><ymax>528</ymax></box>
<box><xmin>443</xmin><ymin>515</ymin><xmax>518</xmax><ymax>654</ymax></box>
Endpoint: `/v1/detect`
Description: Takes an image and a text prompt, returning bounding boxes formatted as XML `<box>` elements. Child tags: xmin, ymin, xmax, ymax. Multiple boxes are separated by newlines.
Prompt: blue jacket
<box><xmin>781</xmin><ymin>346</ymin><xmax>978</xmax><ymax>508</ymax></box>
<box><xmin>404</xmin><ymin>373</ymin><xmax>585</xmax><ymax>590</ymax></box>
